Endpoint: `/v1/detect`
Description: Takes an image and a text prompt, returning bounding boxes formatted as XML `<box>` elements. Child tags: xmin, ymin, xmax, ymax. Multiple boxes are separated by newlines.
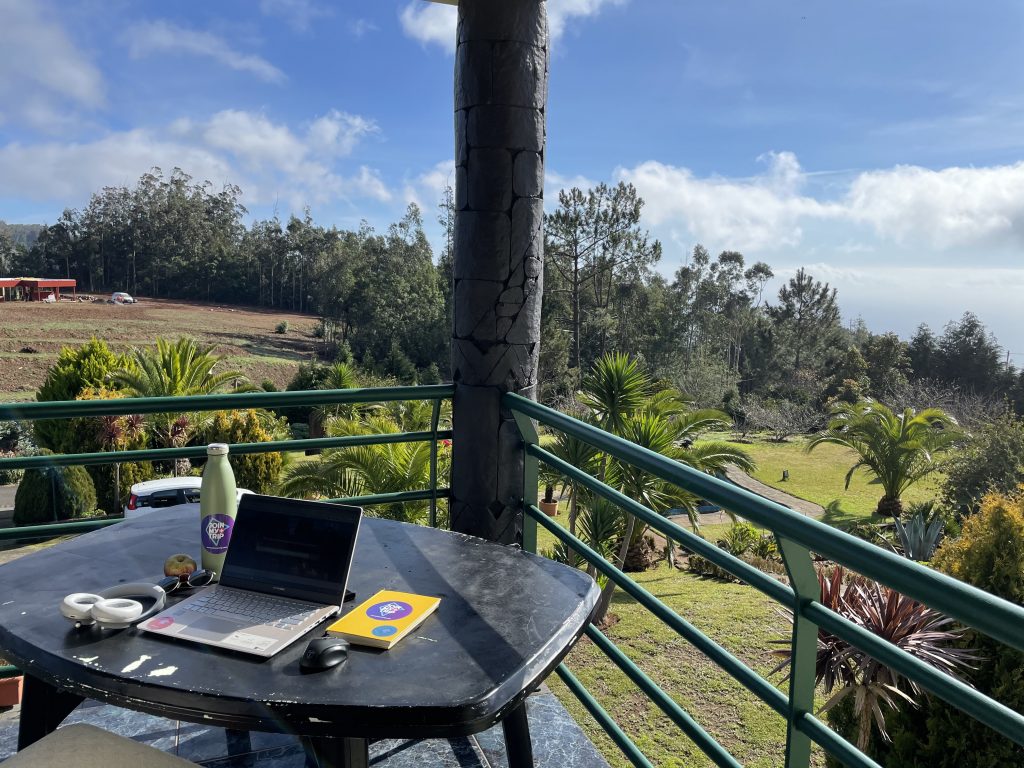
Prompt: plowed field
<box><xmin>0</xmin><ymin>298</ymin><xmax>320</xmax><ymax>397</ymax></box>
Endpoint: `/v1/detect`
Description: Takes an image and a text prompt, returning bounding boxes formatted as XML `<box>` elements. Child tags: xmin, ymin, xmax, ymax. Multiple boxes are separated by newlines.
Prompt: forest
<box><xmin>1</xmin><ymin>167</ymin><xmax>1022</xmax><ymax>416</ymax></box>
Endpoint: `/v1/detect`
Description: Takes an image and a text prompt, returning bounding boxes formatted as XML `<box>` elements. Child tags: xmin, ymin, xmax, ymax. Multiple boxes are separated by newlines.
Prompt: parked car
<box><xmin>111</xmin><ymin>291</ymin><xmax>135</xmax><ymax>304</ymax></box>
<box><xmin>124</xmin><ymin>477</ymin><xmax>253</xmax><ymax>519</ymax></box>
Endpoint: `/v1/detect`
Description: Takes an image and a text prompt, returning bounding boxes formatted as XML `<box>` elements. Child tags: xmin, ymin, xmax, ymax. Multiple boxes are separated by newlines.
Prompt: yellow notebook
<box><xmin>326</xmin><ymin>589</ymin><xmax>441</xmax><ymax>649</ymax></box>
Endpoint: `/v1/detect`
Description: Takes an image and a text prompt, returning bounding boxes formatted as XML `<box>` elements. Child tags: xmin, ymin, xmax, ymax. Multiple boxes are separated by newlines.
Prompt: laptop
<box><xmin>141</xmin><ymin>494</ymin><xmax>362</xmax><ymax>658</ymax></box>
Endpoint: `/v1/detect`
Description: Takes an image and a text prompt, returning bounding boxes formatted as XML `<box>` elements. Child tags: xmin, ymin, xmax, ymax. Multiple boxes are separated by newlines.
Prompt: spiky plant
<box><xmin>893</xmin><ymin>502</ymin><xmax>946</xmax><ymax>561</ymax></box>
<box><xmin>773</xmin><ymin>567</ymin><xmax>977</xmax><ymax>751</ymax></box>
<box><xmin>808</xmin><ymin>400</ymin><xmax>961</xmax><ymax>518</ymax></box>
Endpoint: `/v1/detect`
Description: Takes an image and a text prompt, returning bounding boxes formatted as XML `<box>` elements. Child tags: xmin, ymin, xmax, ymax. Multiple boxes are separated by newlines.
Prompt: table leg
<box><xmin>17</xmin><ymin>674</ymin><xmax>84</xmax><ymax>751</ymax></box>
<box><xmin>302</xmin><ymin>736</ymin><xmax>369</xmax><ymax>768</ymax></box>
<box><xmin>225</xmin><ymin>728</ymin><xmax>254</xmax><ymax>766</ymax></box>
<box><xmin>502</xmin><ymin>700</ymin><xmax>535</xmax><ymax>768</ymax></box>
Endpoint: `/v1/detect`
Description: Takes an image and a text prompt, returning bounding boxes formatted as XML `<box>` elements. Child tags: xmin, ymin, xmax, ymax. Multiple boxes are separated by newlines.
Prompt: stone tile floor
<box><xmin>0</xmin><ymin>686</ymin><xmax>608</xmax><ymax>767</ymax></box>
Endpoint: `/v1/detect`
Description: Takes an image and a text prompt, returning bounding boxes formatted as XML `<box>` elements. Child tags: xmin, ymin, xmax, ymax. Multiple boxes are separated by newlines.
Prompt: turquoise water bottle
<box><xmin>200</xmin><ymin>443</ymin><xmax>237</xmax><ymax>578</ymax></box>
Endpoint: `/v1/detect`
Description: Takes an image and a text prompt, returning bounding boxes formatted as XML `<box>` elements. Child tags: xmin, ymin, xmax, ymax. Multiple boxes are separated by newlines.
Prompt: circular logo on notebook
<box><xmin>201</xmin><ymin>514</ymin><xmax>234</xmax><ymax>554</ymax></box>
<box><xmin>372</xmin><ymin>625</ymin><xmax>397</xmax><ymax>638</ymax></box>
<box><xmin>366</xmin><ymin>601</ymin><xmax>412</xmax><ymax>621</ymax></box>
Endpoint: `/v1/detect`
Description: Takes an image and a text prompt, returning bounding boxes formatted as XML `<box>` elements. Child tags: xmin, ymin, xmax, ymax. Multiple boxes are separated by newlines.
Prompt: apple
<box><xmin>164</xmin><ymin>553</ymin><xmax>198</xmax><ymax>579</ymax></box>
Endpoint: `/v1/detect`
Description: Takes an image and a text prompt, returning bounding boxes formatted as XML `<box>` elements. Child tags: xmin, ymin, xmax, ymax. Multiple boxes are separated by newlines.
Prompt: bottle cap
<box><xmin>207</xmin><ymin>443</ymin><xmax>230</xmax><ymax>456</ymax></box>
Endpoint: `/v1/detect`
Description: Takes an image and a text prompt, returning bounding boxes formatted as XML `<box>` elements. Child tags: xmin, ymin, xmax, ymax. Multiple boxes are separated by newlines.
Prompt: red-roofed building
<box><xmin>0</xmin><ymin>277</ymin><xmax>77</xmax><ymax>302</ymax></box>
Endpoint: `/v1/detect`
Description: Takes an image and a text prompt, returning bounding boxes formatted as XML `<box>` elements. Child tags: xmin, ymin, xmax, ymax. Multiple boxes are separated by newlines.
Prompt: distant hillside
<box><xmin>0</xmin><ymin>221</ymin><xmax>44</xmax><ymax>248</ymax></box>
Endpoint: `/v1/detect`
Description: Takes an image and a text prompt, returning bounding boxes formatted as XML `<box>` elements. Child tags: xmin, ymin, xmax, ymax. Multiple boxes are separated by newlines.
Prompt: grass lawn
<box><xmin>723</xmin><ymin>435</ymin><xmax>944</xmax><ymax>527</ymax></box>
<box><xmin>531</xmin><ymin>515</ymin><xmax>827</xmax><ymax>768</ymax></box>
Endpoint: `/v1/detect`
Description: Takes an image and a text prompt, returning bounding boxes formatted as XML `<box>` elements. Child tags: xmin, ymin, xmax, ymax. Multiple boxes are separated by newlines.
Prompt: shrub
<box><xmin>884</xmin><ymin>490</ymin><xmax>1024</xmax><ymax>767</ymax></box>
<box><xmin>275</xmin><ymin>320</ymin><xmax>289</xmax><ymax>334</ymax></box>
<box><xmin>34</xmin><ymin>339</ymin><xmax>134</xmax><ymax>453</ymax></box>
<box><xmin>751</xmin><ymin>533</ymin><xmax>778</xmax><ymax>560</ymax></box>
<box><xmin>772</xmin><ymin>567</ymin><xmax>973</xmax><ymax>760</ymax></box>
<box><xmin>941</xmin><ymin>413</ymin><xmax>1024</xmax><ymax>520</ymax></box>
<box><xmin>722</xmin><ymin>521</ymin><xmax>759</xmax><ymax>555</ymax></box>
<box><xmin>73</xmin><ymin>388</ymin><xmax>155</xmax><ymax>514</ymax></box>
<box><xmin>0</xmin><ymin>451</ymin><xmax>23</xmax><ymax>485</ymax></box>
<box><xmin>14</xmin><ymin>452</ymin><xmax>98</xmax><ymax>525</ymax></box>
<box><xmin>281</xmin><ymin>360</ymin><xmax>334</xmax><ymax>424</ymax></box>
<box><xmin>735</xmin><ymin>396</ymin><xmax>820</xmax><ymax>442</ymax></box>
<box><xmin>201</xmin><ymin>410</ymin><xmax>285</xmax><ymax>494</ymax></box>
<box><xmin>260</xmin><ymin>379</ymin><xmax>278</xmax><ymax>392</ymax></box>
<box><xmin>686</xmin><ymin>523</ymin><xmax>781</xmax><ymax>580</ymax></box>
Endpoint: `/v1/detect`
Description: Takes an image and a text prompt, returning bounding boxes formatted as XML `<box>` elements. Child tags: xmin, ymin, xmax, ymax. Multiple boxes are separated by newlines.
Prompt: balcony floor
<box><xmin>0</xmin><ymin>686</ymin><xmax>607</xmax><ymax>767</ymax></box>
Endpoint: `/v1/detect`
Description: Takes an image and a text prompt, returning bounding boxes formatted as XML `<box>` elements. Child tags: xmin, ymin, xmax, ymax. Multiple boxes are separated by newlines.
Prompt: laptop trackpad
<box><xmin>188</xmin><ymin>616</ymin><xmax>247</xmax><ymax>640</ymax></box>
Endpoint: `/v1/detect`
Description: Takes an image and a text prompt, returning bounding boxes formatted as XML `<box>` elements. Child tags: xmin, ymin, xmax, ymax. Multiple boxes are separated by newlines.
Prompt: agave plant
<box><xmin>773</xmin><ymin>567</ymin><xmax>977</xmax><ymax>751</ymax></box>
<box><xmin>893</xmin><ymin>502</ymin><xmax>945</xmax><ymax>561</ymax></box>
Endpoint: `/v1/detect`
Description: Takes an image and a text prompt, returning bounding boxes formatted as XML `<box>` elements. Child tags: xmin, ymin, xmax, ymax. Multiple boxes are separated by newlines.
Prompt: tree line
<box><xmin>0</xmin><ymin>168</ymin><xmax>448</xmax><ymax>380</ymax></box>
<box><xmin>2</xmin><ymin>168</ymin><xmax>1022</xmax><ymax>411</ymax></box>
<box><xmin>538</xmin><ymin>183</ymin><xmax>1024</xmax><ymax>415</ymax></box>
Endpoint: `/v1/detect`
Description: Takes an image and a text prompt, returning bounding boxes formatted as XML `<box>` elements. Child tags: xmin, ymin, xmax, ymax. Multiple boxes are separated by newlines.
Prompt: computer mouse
<box><xmin>300</xmin><ymin>636</ymin><xmax>350</xmax><ymax>672</ymax></box>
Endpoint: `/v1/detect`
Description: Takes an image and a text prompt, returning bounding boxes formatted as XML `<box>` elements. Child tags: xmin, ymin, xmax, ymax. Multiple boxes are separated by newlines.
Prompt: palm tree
<box><xmin>110</xmin><ymin>337</ymin><xmax>248</xmax><ymax>398</ymax></box>
<box><xmin>277</xmin><ymin>413</ymin><xmax>447</xmax><ymax>525</ymax></box>
<box><xmin>807</xmin><ymin>400</ymin><xmax>961</xmax><ymax>518</ymax></box>
<box><xmin>576</xmin><ymin>353</ymin><xmax>754</xmax><ymax>623</ymax></box>
<box><xmin>109</xmin><ymin>337</ymin><xmax>250</xmax><ymax>473</ymax></box>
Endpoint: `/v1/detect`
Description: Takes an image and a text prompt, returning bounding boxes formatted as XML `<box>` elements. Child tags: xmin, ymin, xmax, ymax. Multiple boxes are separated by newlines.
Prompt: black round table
<box><xmin>0</xmin><ymin>508</ymin><xmax>598</xmax><ymax>767</ymax></box>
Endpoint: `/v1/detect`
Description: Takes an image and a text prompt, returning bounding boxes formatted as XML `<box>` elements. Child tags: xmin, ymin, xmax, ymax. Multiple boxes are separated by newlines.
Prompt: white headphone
<box><xmin>60</xmin><ymin>582</ymin><xmax>167</xmax><ymax>630</ymax></box>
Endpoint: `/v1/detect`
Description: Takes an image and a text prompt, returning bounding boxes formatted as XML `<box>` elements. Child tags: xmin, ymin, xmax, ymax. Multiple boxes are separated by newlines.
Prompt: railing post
<box><xmin>777</xmin><ymin>536</ymin><xmax>820</xmax><ymax>768</ymax></box>
<box><xmin>512</xmin><ymin>408</ymin><xmax>539</xmax><ymax>554</ymax></box>
<box><xmin>429</xmin><ymin>398</ymin><xmax>441</xmax><ymax>528</ymax></box>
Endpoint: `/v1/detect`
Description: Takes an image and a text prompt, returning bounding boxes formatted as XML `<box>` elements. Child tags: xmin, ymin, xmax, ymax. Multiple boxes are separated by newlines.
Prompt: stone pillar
<box><xmin>450</xmin><ymin>0</ymin><xmax>548</xmax><ymax>544</ymax></box>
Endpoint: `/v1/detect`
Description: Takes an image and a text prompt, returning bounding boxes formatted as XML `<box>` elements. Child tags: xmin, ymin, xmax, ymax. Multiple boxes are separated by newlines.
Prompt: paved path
<box><xmin>721</xmin><ymin>465</ymin><xmax>823</xmax><ymax>519</ymax></box>
<box><xmin>0</xmin><ymin>485</ymin><xmax>14</xmax><ymax>515</ymax></box>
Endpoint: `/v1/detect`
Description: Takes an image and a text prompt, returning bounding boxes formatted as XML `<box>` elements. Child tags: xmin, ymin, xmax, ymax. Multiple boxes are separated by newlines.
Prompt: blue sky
<box><xmin>1</xmin><ymin>0</ymin><xmax>1023</xmax><ymax>358</ymax></box>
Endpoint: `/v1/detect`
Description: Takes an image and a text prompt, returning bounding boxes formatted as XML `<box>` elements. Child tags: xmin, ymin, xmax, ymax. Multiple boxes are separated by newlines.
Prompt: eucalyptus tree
<box><xmin>545</xmin><ymin>182</ymin><xmax>661</xmax><ymax>371</ymax></box>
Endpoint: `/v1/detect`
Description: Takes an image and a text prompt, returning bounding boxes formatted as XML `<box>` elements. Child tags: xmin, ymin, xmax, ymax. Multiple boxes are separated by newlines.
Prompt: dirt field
<box><xmin>0</xmin><ymin>298</ymin><xmax>321</xmax><ymax>397</ymax></box>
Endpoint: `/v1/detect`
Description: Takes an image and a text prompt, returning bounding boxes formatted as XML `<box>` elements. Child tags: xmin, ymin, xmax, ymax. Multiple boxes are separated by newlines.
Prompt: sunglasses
<box><xmin>157</xmin><ymin>569</ymin><xmax>216</xmax><ymax>594</ymax></box>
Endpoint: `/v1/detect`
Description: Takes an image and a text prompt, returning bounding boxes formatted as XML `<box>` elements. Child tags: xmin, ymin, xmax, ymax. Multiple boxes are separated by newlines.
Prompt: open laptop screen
<box><xmin>219</xmin><ymin>494</ymin><xmax>362</xmax><ymax>605</ymax></box>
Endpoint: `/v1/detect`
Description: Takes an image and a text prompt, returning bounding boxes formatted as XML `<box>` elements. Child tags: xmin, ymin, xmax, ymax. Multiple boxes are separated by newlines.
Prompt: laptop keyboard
<box><xmin>187</xmin><ymin>588</ymin><xmax>321</xmax><ymax>631</ymax></box>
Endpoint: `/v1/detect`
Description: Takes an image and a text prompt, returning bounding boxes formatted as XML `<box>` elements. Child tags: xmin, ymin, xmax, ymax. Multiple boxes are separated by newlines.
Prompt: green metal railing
<box><xmin>0</xmin><ymin>385</ymin><xmax>455</xmax><ymax>679</ymax></box>
<box><xmin>506</xmin><ymin>392</ymin><xmax>1024</xmax><ymax>768</ymax></box>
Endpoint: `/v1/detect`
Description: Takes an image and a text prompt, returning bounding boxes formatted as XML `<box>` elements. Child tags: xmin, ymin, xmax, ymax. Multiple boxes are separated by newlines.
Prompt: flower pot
<box><xmin>539</xmin><ymin>500</ymin><xmax>558</xmax><ymax>517</ymax></box>
<box><xmin>0</xmin><ymin>675</ymin><xmax>23</xmax><ymax>707</ymax></box>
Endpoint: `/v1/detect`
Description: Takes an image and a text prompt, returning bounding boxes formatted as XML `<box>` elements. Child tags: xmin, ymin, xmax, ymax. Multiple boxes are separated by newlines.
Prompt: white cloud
<box><xmin>399</xmin><ymin>3</ymin><xmax>457</xmax><ymax>52</ymax></box>
<box><xmin>843</xmin><ymin>162</ymin><xmax>1024</xmax><ymax>248</ymax></box>
<box><xmin>0</xmin><ymin>109</ymin><xmax>386</xmax><ymax>210</ymax></box>
<box><xmin>615</xmin><ymin>152</ymin><xmax>836</xmax><ymax>251</ymax></box>
<box><xmin>613</xmin><ymin>152</ymin><xmax>1024</xmax><ymax>254</ymax></box>
<box><xmin>348</xmin><ymin>19</ymin><xmax>378</xmax><ymax>39</ymax></box>
<box><xmin>403</xmin><ymin>160</ymin><xmax>454</xmax><ymax>212</ymax></box>
<box><xmin>548</xmin><ymin>0</ymin><xmax>627</xmax><ymax>42</ymax></box>
<box><xmin>259</xmin><ymin>0</ymin><xmax>331</xmax><ymax>32</ymax></box>
<box><xmin>126</xmin><ymin>20</ymin><xmax>286</xmax><ymax>84</ymax></box>
<box><xmin>399</xmin><ymin>0</ymin><xmax>627</xmax><ymax>53</ymax></box>
<box><xmin>0</xmin><ymin>0</ymin><xmax>104</xmax><ymax>129</ymax></box>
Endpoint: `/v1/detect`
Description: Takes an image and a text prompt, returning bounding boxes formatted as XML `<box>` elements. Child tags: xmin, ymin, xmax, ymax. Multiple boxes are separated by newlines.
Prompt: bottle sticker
<box><xmin>202</xmin><ymin>514</ymin><xmax>234</xmax><ymax>554</ymax></box>
<box><xmin>366</xmin><ymin>601</ymin><xmax>413</xmax><ymax>621</ymax></box>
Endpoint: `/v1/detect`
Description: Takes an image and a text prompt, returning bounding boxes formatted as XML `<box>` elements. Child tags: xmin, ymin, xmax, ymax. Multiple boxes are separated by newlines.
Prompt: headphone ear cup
<box><xmin>97</xmin><ymin>582</ymin><xmax>167</xmax><ymax>627</ymax></box>
<box><xmin>60</xmin><ymin>593</ymin><xmax>103</xmax><ymax>625</ymax></box>
<box><xmin>91</xmin><ymin>598</ymin><xmax>144</xmax><ymax>628</ymax></box>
